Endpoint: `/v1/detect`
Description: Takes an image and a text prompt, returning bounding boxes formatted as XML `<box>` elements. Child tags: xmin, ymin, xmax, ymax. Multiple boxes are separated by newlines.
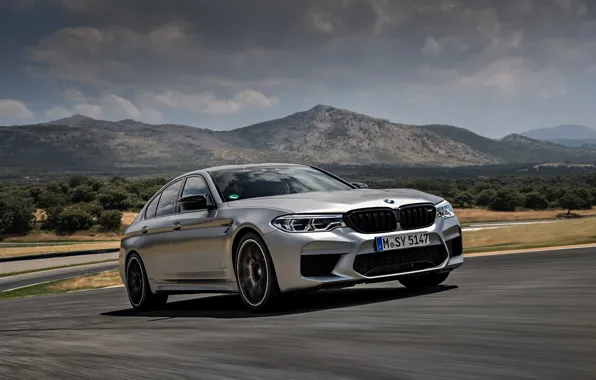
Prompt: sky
<box><xmin>0</xmin><ymin>0</ymin><xmax>595</xmax><ymax>138</ymax></box>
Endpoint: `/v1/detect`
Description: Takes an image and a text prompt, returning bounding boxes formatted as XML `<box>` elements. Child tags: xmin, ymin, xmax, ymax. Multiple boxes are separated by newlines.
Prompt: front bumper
<box><xmin>263</xmin><ymin>215</ymin><xmax>464</xmax><ymax>293</ymax></box>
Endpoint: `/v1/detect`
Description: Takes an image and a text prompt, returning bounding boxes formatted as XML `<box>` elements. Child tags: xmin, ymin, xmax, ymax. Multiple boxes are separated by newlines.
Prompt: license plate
<box><xmin>375</xmin><ymin>232</ymin><xmax>430</xmax><ymax>252</ymax></box>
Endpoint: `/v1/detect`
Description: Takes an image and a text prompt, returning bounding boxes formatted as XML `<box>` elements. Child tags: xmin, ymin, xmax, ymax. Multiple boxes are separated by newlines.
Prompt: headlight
<box><xmin>436</xmin><ymin>200</ymin><xmax>456</xmax><ymax>218</ymax></box>
<box><xmin>272</xmin><ymin>214</ymin><xmax>346</xmax><ymax>233</ymax></box>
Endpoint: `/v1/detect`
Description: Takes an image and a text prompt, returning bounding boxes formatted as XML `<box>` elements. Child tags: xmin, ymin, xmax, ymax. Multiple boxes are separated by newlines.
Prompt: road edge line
<box><xmin>465</xmin><ymin>243</ymin><xmax>596</xmax><ymax>257</ymax></box>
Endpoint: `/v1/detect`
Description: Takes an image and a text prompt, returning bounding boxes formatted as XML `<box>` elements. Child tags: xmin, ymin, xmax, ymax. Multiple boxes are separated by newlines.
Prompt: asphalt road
<box><xmin>0</xmin><ymin>261</ymin><xmax>118</xmax><ymax>292</ymax></box>
<box><xmin>1</xmin><ymin>248</ymin><xmax>595</xmax><ymax>380</ymax></box>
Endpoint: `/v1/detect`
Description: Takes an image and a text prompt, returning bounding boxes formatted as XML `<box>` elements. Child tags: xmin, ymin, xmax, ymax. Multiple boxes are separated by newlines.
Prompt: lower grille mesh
<box><xmin>301</xmin><ymin>254</ymin><xmax>343</xmax><ymax>277</ymax></box>
<box><xmin>353</xmin><ymin>244</ymin><xmax>448</xmax><ymax>276</ymax></box>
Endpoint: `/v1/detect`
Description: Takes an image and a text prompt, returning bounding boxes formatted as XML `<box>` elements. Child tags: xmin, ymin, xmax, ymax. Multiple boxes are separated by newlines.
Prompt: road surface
<box><xmin>1</xmin><ymin>248</ymin><xmax>595</xmax><ymax>379</ymax></box>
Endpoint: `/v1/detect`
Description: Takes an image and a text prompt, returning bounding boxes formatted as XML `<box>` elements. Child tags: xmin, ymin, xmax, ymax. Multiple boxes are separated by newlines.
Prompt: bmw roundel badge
<box><xmin>383</xmin><ymin>199</ymin><xmax>395</xmax><ymax>204</ymax></box>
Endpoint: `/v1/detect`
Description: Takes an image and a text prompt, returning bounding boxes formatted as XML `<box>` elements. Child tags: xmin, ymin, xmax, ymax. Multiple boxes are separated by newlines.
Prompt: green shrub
<box><xmin>55</xmin><ymin>207</ymin><xmax>94</xmax><ymax>233</ymax></box>
<box><xmin>0</xmin><ymin>192</ymin><xmax>36</xmax><ymax>236</ymax></box>
<box><xmin>97</xmin><ymin>210</ymin><xmax>123</xmax><ymax>232</ymax></box>
<box><xmin>524</xmin><ymin>192</ymin><xmax>549</xmax><ymax>210</ymax></box>
<box><xmin>69</xmin><ymin>184</ymin><xmax>97</xmax><ymax>203</ymax></box>
<box><xmin>97</xmin><ymin>187</ymin><xmax>131</xmax><ymax>210</ymax></box>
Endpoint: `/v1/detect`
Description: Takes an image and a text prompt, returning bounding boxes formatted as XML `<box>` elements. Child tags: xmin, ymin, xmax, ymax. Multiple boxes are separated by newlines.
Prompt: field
<box><xmin>0</xmin><ymin>241</ymin><xmax>120</xmax><ymax>258</ymax></box>
<box><xmin>456</xmin><ymin>207</ymin><xmax>596</xmax><ymax>223</ymax></box>
<box><xmin>463</xmin><ymin>217</ymin><xmax>596</xmax><ymax>253</ymax></box>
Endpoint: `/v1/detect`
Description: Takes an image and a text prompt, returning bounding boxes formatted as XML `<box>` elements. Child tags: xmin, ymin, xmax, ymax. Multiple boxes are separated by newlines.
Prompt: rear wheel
<box><xmin>235</xmin><ymin>233</ymin><xmax>280</xmax><ymax>312</ymax></box>
<box><xmin>126</xmin><ymin>253</ymin><xmax>168</xmax><ymax>311</ymax></box>
<box><xmin>398</xmin><ymin>271</ymin><xmax>450</xmax><ymax>289</ymax></box>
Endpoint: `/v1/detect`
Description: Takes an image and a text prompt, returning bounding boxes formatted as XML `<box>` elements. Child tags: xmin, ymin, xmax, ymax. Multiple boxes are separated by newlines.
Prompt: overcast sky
<box><xmin>1</xmin><ymin>0</ymin><xmax>595</xmax><ymax>137</ymax></box>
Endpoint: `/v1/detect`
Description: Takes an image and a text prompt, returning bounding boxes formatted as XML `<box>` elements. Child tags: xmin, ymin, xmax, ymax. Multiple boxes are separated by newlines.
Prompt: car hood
<box><xmin>225</xmin><ymin>188</ymin><xmax>444</xmax><ymax>214</ymax></box>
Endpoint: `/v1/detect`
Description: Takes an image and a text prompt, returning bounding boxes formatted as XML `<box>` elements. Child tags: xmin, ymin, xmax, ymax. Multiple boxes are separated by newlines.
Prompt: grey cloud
<box><xmin>6</xmin><ymin>0</ymin><xmax>596</xmax><ymax>132</ymax></box>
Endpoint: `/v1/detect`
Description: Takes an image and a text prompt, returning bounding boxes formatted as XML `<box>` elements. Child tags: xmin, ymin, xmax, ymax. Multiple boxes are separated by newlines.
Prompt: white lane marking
<box><xmin>463</xmin><ymin>220</ymin><xmax>560</xmax><ymax>232</ymax></box>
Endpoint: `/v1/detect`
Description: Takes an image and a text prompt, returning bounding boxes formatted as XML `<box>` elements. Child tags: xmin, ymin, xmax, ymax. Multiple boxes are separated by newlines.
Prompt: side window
<box><xmin>144</xmin><ymin>193</ymin><xmax>161</xmax><ymax>219</ymax></box>
<box><xmin>181</xmin><ymin>176</ymin><xmax>211</xmax><ymax>198</ymax></box>
<box><xmin>178</xmin><ymin>176</ymin><xmax>214</xmax><ymax>212</ymax></box>
<box><xmin>155</xmin><ymin>180</ymin><xmax>183</xmax><ymax>217</ymax></box>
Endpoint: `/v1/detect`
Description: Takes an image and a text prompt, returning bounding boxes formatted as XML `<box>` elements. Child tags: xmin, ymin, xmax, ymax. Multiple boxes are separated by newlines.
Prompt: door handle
<box><xmin>172</xmin><ymin>222</ymin><xmax>182</xmax><ymax>231</ymax></box>
<box><xmin>141</xmin><ymin>226</ymin><xmax>148</xmax><ymax>234</ymax></box>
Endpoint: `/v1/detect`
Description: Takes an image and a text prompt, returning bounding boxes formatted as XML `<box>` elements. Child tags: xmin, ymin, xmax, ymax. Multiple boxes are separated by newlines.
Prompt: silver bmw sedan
<box><xmin>119</xmin><ymin>163</ymin><xmax>464</xmax><ymax>311</ymax></box>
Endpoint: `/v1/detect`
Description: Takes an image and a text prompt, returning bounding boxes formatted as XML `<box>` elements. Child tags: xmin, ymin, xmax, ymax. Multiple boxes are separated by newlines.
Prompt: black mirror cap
<box><xmin>178</xmin><ymin>194</ymin><xmax>209</xmax><ymax>211</ymax></box>
<box><xmin>351</xmin><ymin>182</ymin><xmax>368</xmax><ymax>189</ymax></box>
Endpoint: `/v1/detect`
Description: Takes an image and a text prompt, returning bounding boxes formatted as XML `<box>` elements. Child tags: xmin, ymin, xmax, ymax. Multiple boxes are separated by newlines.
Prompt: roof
<box><xmin>201</xmin><ymin>162</ymin><xmax>305</xmax><ymax>172</ymax></box>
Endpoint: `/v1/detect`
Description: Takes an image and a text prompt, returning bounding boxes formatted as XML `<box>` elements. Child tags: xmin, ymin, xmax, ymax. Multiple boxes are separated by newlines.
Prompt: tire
<box><xmin>125</xmin><ymin>252</ymin><xmax>168</xmax><ymax>311</ymax></box>
<box><xmin>234</xmin><ymin>232</ymin><xmax>280</xmax><ymax>312</ymax></box>
<box><xmin>398</xmin><ymin>271</ymin><xmax>450</xmax><ymax>289</ymax></box>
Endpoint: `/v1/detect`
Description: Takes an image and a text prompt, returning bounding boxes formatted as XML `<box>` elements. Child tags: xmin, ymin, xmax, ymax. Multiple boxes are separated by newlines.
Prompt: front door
<box><xmin>168</xmin><ymin>175</ymin><xmax>231</xmax><ymax>281</ymax></box>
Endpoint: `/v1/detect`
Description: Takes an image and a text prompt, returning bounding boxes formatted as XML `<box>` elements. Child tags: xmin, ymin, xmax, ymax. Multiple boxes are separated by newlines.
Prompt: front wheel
<box><xmin>125</xmin><ymin>253</ymin><xmax>168</xmax><ymax>311</ymax></box>
<box><xmin>398</xmin><ymin>271</ymin><xmax>450</xmax><ymax>289</ymax></box>
<box><xmin>234</xmin><ymin>232</ymin><xmax>280</xmax><ymax>312</ymax></box>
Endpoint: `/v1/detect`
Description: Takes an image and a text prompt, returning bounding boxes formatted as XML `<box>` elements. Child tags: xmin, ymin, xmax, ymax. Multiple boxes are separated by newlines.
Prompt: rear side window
<box><xmin>145</xmin><ymin>194</ymin><xmax>160</xmax><ymax>219</ymax></box>
<box><xmin>156</xmin><ymin>180</ymin><xmax>183</xmax><ymax>217</ymax></box>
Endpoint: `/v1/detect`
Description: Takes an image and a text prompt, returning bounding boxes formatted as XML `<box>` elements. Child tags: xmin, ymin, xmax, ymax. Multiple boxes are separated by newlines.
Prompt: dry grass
<box><xmin>0</xmin><ymin>241</ymin><xmax>120</xmax><ymax>258</ymax></box>
<box><xmin>455</xmin><ymin>207</ymin><xmax>596</xmax><ymax>224</ymax></box>
<box><xmin>463</xmin><ymin>217</ymin><xmax>596</xmax><ymax>252</ymax></box>
<box><xmin>0</xmin><ymin>270</ymin><xmax>122</xmax><ymax>300</ymax></box>
<box><xmin>6</xmin><ymin>231</ymin><xmax>122</xmax><ymax>242</ymax></box>
<box><xmin>48</xmin><ymin>270</ymin><xmax>122</xmax><ymax>292</ymax></box>
<box><xmin>121</xmin><ymin>212</ymin><xmax>138</xmax><ymax>226</ymax></box>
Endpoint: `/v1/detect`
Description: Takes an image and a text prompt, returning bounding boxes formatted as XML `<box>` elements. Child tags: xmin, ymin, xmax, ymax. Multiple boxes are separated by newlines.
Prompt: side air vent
<box><xmin>301</xmin><ymin>254</ymin><xmax>343</xmax><ymax>277</ymax></box>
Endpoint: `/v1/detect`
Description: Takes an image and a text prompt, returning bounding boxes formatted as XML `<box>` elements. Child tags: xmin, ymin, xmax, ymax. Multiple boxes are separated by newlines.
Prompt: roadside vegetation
<box><xmin>1</xmin><ymin>170</ymin><xmax>596</xmax><ymax>241</ymax></box>
<box><xmin>0</xmin><ymin>270</ymin><xmax>121</xmax><ymax>300</ymax></box>
<box><xmin>0</xmin><ymin>175</ymin><xmax>166</xmax><ymax>240</ymax></box>
<box><xmin>0</xmin><ymin>241</ymin><xmax>120</xmax><ymax>258</ymax></box>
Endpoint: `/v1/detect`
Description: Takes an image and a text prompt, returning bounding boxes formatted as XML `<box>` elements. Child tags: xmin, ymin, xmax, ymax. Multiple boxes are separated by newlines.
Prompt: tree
<box><xmin>69</xmin><ymin>185</ymin><xmax>96</xmax><ymax>203</ymax></box>
<box><xmin>97</xmin><ymin>187</ymin><xmax>131</xmax><ymax>210</ymax></box>
<box><xmin>36</xmin><ymin>190</ymin><xmax>66</xmax><ymax>210</ymax></box>
<box><xmin>0</xmin><ymin>192</ymin><xmax>36</xmax><ymax>236</ymax></box>
<box><xmin>475</xmin><ymin>189</ymin><xmax>497</xmax><ymax>207</ymax></box>
<box><xmin>488</xmin><ymin>189</ymin><xmax>522</xmax><ymax>212</ymax></box>
<box><xmin>67</xmin><ymin>175</ymin><xmax>89</xmax><ymax>188</ymax></box>
<box><xmin>524</xmin><ymin>192</ymin><xmax>549</xmax><ymax>210</ymax></box>
<box><xmin>558</xmin><ymin>189</ymin><xmax>593</xmax><ymax>215</ymax></box>
<box><xmin>97</xmin><ymin>210</ymin><xmax>123</xmax><ymax>232</ymax></box>
<box><xmin>55</xmin><ymin>207</ymin><xmax>94</xmax><ymax>233</ymax></box>
<box><xmin>452</xmin><ymin>191</ymin><xmax>475</xmax><ymax>208</ymax></box>
<box><xmin>79</xmin><ymin>201</ymin><xmax>104</xmax><ymax>219</ymax></box>
<box><xmin>41</xmin><ymin>206</ymin><xmax>64</xmax><ymax>231</ymax></box>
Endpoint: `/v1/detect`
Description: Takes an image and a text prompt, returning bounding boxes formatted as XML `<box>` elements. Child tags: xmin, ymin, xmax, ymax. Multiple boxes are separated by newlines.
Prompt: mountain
<box><xmin>1</xmin><ymin>105</ymin><xmax>596</xmax><ymax>177</ymax></box>
<box><xmin>521</xmin><ymin>124</ymin><xmax>596</xmax><ymax>147</ymax></box>
<box><xmin>47</xmin><ymin>114</ymin><xmax>92</xmax><ymax>126</ymax></box>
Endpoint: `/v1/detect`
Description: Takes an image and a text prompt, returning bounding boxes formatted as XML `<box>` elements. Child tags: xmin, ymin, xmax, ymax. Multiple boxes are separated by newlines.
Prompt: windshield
<box><xmin>208</xmin><ymin>166</ymin><xmax>354</xmax><ymax>201</ymax></box>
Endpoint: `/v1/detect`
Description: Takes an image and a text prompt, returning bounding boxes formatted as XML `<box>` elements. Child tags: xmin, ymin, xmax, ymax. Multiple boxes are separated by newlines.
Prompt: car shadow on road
<box><xmin>101</xmin><ymin>284</ymin><xmax>457</xmax><ymax>319</ymax></box>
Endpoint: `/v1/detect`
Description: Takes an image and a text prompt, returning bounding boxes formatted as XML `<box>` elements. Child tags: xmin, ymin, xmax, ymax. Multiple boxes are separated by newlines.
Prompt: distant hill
<box><xmin>521</xmin><ymin>124</ymin><xmax>596</xmax><ymax>147</ymax></box>
<box><xmin>1</xmin><ymin>105</ymin><xmax>596</xmax><ymax>177</ymax></box>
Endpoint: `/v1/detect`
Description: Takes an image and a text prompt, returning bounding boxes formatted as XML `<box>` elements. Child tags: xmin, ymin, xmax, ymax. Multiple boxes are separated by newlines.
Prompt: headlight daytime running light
<box><xmin>272</xmin><ymin>214</ymin><xmax>346</xmax><ymax>233</ymax></box>
<box><xmin>435</xmin><ymin>200</ymin><xmax>456</xmax><ymax>218</ymax></box>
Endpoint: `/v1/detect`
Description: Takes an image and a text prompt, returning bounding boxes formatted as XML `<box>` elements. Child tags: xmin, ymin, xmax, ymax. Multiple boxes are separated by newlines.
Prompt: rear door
<box><xmin>145</xmin><ymin>179</ymin><xmax>184</xmax><ymax>281</ymax></box>
<box><xmin>168</xmin><ymin>175</ymin><xmax>231</xmax><ymax>281</ymax></box>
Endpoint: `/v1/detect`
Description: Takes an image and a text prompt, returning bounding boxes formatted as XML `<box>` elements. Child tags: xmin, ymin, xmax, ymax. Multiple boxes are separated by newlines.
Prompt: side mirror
<box><xmin>351</xmin><ymin>181</ymin><xmax>368</xmax><ymax>189</ymax></box>
<box><xmin>178</xmin><ymin>194</ymin><xmax>209</xmax><ymax>211</ymax></box>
